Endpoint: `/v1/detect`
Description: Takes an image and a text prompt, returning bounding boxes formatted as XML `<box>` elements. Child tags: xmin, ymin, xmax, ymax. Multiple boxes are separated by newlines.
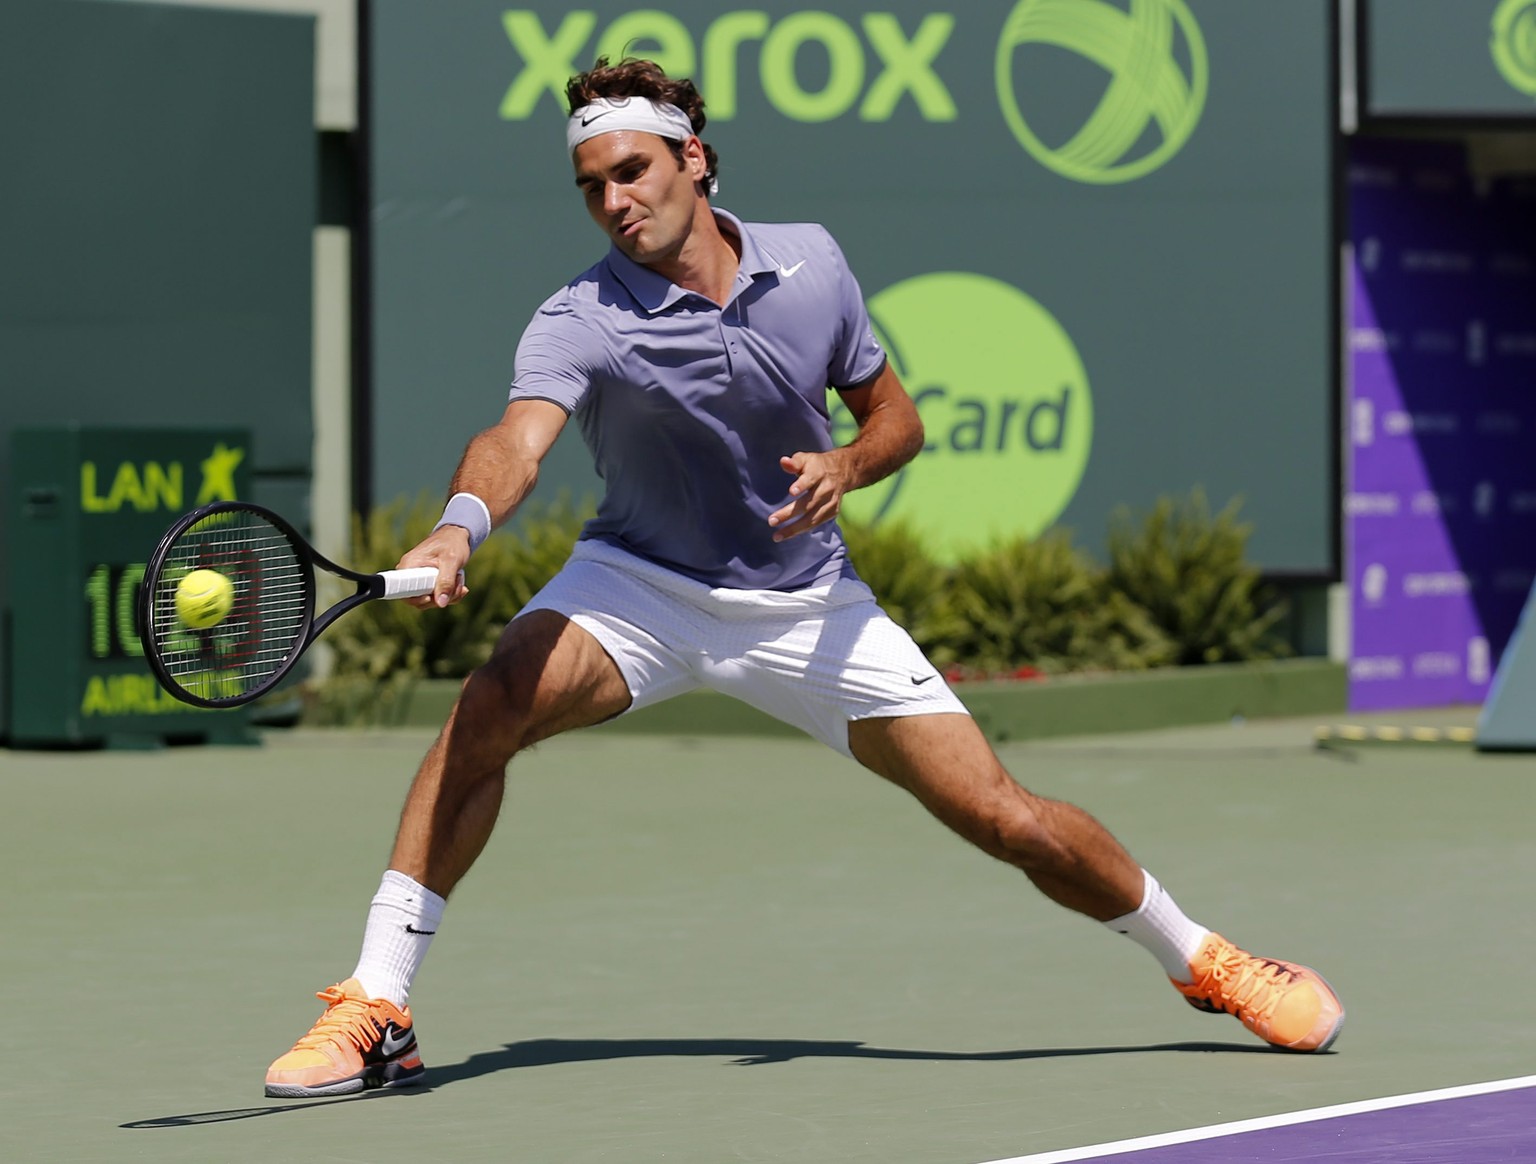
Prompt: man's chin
<box><xmin>617</xmin><ymin>238</ymin><xmax>665</xmax><ymax>267</ymax></box>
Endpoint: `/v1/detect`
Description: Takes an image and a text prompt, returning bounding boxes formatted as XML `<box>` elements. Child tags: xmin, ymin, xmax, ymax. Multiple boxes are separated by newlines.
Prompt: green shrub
<box><xmin>841</xmin><ymin>517</ymin><xmax>955</xmax><ymax>656</ymax></box>
<box><xmin>305</xmin><ymin>487</ymin><xmax>1289</xmax><ymax>724</ymax></box>
<box><xmin>933</xmin><ymin>531</ymin><xmax>1173</xmax><ymax>675</ymax></box>
<box><xmin>1104</xmin><ymin>489</ymin><xmax>1290</xmax><ymax>665</ymax></box>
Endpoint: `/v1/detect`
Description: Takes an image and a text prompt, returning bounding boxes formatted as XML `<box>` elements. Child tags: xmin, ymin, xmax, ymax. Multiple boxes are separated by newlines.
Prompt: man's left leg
<box><xmin>848</xmin><ymin>713</ymin><xmax>1344</xmax><ymax>1052</ymax></box>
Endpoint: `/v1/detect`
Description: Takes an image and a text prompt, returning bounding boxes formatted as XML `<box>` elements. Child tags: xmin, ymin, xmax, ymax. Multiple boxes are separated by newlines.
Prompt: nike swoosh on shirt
<box><xmin>777</xmin><ymin>260</ymin><xmax>807</xmax><ymax>278</ymax></box>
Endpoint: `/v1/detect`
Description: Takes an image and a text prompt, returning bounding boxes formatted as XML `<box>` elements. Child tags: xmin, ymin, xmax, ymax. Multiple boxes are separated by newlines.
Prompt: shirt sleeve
<box><xmin>820</xmin><ymin>228</ymin><xmax>887</xmax><ymax>390</ymax></box>
<box><xmin>509</xmin><ymin>292</ymin><xmax>597</xmax><ymax>413</ymax></box>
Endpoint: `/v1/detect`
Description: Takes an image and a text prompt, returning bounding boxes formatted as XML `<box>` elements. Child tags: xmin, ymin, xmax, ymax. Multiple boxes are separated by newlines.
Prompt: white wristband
<box><xmin>433</xmin><ymin>492</ymin><xmax>492</xmax><ymax>552</ymax></box>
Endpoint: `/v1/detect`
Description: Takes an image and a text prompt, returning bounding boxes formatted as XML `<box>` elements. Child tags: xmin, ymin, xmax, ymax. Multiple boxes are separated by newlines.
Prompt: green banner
<box><xmin>1367</xmin><ymin>0</ymin><xmax>1536</xmax><ymax>117</ymax></box>
<box><xmin>371</xmin><ymin>0</ymin><xmax>1334</xmax><ymax>571</ymax></box>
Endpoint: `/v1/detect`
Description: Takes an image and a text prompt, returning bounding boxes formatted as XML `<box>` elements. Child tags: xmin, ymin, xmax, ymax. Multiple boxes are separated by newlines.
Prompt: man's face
<box><xmin>572</xmin><ymin>130</ymin><xmax>706</xmax><ymax>266</ymax></box>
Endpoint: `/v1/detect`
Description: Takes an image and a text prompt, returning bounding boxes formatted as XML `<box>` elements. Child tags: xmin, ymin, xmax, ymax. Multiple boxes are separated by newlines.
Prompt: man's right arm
<box><xmin>402</xmin><ymin>398</ymin><xmax>570</xmax><ymax>608</ymax></box>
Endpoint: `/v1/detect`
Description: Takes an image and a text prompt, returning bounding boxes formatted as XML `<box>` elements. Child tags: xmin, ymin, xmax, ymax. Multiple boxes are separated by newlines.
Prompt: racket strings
<box><xmin>147</xmin><ymin>512</ymin><xmax>313</xmax><ymax>700</ymax></box>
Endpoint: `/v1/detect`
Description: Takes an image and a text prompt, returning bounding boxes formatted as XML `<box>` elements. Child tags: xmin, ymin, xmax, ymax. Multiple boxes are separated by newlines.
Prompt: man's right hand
<box><xmin>398</xmin><ymin>525</ymin><xmax>472</xmax><ymax>609</ymax></box>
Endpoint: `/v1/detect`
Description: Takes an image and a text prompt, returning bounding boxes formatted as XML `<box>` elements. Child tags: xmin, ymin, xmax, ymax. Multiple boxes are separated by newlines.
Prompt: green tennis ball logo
<box><xmin>176</xmin><ymin>568</ymin><xmax>235</xmax><ymax>630</ymax></box>
<box><xmin>995</xmin><ymin>0</ymin><xmax>1207</xmax><ymax>184</ymax></box>
<box><xmin>837</xmin><ymin>273</ymin><xmax>1093</xmax><ymax>557</ymax></box>
<box><xmin>1493</xmin><ymin>0</ymin><xmax>1536</xmax><ymax>96</ymax></box>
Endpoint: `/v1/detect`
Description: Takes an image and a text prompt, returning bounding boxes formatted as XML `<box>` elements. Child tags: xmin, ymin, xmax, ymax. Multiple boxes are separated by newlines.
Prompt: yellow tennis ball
<box><xmin>176</xmin><ymin>568</ymin><xmax>235</xmax><ymax>630</ymax></box>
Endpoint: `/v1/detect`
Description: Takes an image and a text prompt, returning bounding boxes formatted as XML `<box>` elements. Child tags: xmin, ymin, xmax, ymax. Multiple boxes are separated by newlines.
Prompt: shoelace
<box><xmin>290</xmin><ymin>985</ymin><xmax>386</xmax><ymax>1054</ymax></box>
<box><xmin>1194</xmin><ymin>946</ymin><xmax>1299</xmax><ymax>1024</ymax></box>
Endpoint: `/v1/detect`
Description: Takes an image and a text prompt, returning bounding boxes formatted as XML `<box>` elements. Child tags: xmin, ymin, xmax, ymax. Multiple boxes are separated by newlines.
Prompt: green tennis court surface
<box><xmin>5</xmin><ymin>715</ymin><xmax>1534</xmax><ymax>1162</ymax></box>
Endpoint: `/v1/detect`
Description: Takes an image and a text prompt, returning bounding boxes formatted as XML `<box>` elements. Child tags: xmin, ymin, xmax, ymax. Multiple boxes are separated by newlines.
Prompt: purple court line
<box><xmin>981</xmin><ymin>1075</ymin><xmax>1536</xmax><ymax>1164</ymax></box>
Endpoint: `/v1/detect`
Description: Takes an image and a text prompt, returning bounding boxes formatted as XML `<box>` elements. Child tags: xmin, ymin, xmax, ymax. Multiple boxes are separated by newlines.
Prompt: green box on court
<box><xmin>5</xmin><ymin>428</ymin><xmax>256</xmax><ymax>748</ymax></box>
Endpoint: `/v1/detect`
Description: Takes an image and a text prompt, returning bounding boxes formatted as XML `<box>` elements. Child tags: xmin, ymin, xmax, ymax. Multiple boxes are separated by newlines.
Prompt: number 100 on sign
<box><xmin>84</xmin><ymin>562</ymin><xmax>145</xmax><ymax>659</ymax></box>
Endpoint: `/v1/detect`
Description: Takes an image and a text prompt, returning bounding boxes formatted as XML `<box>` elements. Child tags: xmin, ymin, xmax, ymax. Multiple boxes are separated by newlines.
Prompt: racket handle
<box><xmin>378</xmin><ymin>567</ymin><xmax>442</xmax><ymax>600</ymax></box>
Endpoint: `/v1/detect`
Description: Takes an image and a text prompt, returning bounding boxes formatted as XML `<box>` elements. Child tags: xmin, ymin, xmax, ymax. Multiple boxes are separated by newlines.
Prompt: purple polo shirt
<box><xmin>509</xmin><ymin>209</ymin><xmax>887</xmax><ymax>590</ymax></box>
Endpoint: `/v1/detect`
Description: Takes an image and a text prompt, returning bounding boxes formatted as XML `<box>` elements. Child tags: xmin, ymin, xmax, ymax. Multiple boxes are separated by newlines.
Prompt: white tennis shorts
<box><xmin>518</xmin><ymin>539</ymin><xmax>969</xmax><ymax>757</ymax></box>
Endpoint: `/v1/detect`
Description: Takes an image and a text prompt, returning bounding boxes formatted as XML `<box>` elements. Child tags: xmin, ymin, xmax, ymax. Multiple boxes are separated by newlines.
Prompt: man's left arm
<box><xmin>769</xmin><ymin>362</ymin><xmax>923</xmax><ymax>541</ymax></box>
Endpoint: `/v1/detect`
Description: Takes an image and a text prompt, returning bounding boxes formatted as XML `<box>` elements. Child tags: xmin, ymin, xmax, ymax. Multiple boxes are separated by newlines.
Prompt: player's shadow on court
<box><xmin>428</xmin><ymin>1036</ymin><xmax>1276</xmax><ymax>1083</ymax></box>
<box><xmin>121</xmin><ymin>1037</ymin><xmax>1275</xmax><ymax>1127</ymax></box>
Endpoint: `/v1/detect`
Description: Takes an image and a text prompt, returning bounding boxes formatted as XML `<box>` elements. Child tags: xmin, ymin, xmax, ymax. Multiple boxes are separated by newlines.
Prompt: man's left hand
<box><xmin>769</xmin><ymin>451</ymin><xmax>851</xmax><ymax>541</ymax></box>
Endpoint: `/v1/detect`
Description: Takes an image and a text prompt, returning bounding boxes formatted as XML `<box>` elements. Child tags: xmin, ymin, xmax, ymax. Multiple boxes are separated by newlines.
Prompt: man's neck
<box><xmin>651</xmin><ymin>205</ymin><xmax>741</xmax><ymax>306</ymax></box>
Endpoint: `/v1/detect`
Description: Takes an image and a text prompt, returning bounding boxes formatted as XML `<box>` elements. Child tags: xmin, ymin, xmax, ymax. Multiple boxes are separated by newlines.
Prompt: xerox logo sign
<box><xmin>498</xmin><ymin>2</ymin><xmax>1207</xmax><ymax>183</ymax></box>
<box><xmin>499</xmin><ymin>9</ymin><xmax>957</xmax><ymax>123</ymax></box>
<box><xmin>994</xmin><ymin>0</ymin><xmax>1207</xmax><ymax>184</ymax></box>
<box><xmin>831</xmin><ymin>272</ymin><xmax>1093</xmax><ymax>556</ymax></box>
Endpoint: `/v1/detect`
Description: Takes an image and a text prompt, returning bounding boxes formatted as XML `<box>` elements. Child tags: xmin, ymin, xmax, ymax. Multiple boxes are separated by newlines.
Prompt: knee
<box><xmin>451</xmin><ymin>654</ymin><xmax>539</xmax><ymax>759</ymax></box>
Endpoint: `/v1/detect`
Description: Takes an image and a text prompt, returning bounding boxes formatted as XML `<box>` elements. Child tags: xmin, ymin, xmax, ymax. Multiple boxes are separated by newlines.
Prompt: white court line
<box><xmin>978</xmin><ymin>1073</ymin><xmax>1536</xmax><ymax>1164</ymax></box>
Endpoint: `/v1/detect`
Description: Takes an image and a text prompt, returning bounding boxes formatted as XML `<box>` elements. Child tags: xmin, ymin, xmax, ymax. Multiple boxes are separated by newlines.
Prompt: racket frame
<box><xmin>139</xmin><ymin>501</ymin><xmax>432</xmax><ymax>709</ymax></box>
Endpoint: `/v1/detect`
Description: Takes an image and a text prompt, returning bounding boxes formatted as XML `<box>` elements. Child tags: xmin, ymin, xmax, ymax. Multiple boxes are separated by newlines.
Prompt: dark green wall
<box><xmin>1</xmin><ymin>0</ymin><xmax>316</xmax><ymax>735</ymax></box>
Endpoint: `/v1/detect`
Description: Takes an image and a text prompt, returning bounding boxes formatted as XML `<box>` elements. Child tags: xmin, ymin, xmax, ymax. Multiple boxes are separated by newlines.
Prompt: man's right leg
<box><xmin>389</xmin><ymin>609</ymin><xmax>634</xmax><ymax>896</ymax></box>
<box><xmin>265</xmin><ymin>610</ymin><xmax>632</xmax><ymax>1098</ymax></box>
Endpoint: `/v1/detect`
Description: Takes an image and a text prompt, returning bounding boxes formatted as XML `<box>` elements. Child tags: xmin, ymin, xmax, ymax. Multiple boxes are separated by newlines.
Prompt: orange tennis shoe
<box><xmin>265</xmin><ymin>978</ymin><xmax>425</xmax><ymax>1098</ymax></box>
<box><xmin>1173</xmin><ymin>933</ymin><xmax>1345</xmax><ymax>1052</ymax></box>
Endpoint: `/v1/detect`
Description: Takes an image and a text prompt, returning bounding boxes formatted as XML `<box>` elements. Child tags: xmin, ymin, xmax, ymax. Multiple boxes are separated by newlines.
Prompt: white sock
<box><xmin>351</xmin><ymin>870</ymin><xmax>446</xmax><ymax>1007</ymax></box>
<box><xmin>1104</xmin><ymin>870</ymin><xmax>1209</xmax><ymax>983</ymax></box>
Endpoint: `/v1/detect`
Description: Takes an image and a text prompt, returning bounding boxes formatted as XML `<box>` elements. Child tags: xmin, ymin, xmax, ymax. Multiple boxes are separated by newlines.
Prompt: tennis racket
<box><xmin>139</xmin><ymin>501</ymin><xmax>440</xmax><ymax>708</ymax></box>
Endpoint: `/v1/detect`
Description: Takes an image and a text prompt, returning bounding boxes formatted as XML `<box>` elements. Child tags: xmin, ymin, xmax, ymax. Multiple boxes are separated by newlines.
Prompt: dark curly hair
<box><xmin>565</xmin><ymin>57</ymin><xmax>719</xmax><ymax>196</ymax></box>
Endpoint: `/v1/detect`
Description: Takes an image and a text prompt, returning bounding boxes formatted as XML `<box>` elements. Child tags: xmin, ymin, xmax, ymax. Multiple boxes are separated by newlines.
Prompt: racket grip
<box><xmin>379</xmin><ymin>567</ymin><xmax>442</xmax><ymax>600</ymax></box>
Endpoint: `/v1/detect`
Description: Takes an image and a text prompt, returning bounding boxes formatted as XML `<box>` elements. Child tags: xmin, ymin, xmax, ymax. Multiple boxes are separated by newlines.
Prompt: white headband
<box><xmin>567</xmin><ymin>96</ymin><xmax>718</xmax><ymax>194</ymax></box>
<box><xmin>567</xmin><ymin>97</ymin><xmax>694</xmax><ymax>152</ymax></box>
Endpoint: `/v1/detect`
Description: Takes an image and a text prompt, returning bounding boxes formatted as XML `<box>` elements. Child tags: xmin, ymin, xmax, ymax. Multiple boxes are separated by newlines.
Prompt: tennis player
<box><xmin>265</xmin><ymin>58</ymin><xmax>1344</xmax><ymax>1098</ymax></box>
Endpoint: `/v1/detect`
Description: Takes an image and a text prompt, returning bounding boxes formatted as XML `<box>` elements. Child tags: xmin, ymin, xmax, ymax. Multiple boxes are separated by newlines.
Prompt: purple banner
<box><xmin>1347</xmin><ymin>137</ymin><xmax>1536</xmax><ymax>711</ymax></box>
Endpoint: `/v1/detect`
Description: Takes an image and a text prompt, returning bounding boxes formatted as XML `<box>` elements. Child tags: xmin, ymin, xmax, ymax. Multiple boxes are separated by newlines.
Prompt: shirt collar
<box><xmin>604</xmin><ymin>208</ymin><xmax>777</xmax><ymax>315</ymax></box>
